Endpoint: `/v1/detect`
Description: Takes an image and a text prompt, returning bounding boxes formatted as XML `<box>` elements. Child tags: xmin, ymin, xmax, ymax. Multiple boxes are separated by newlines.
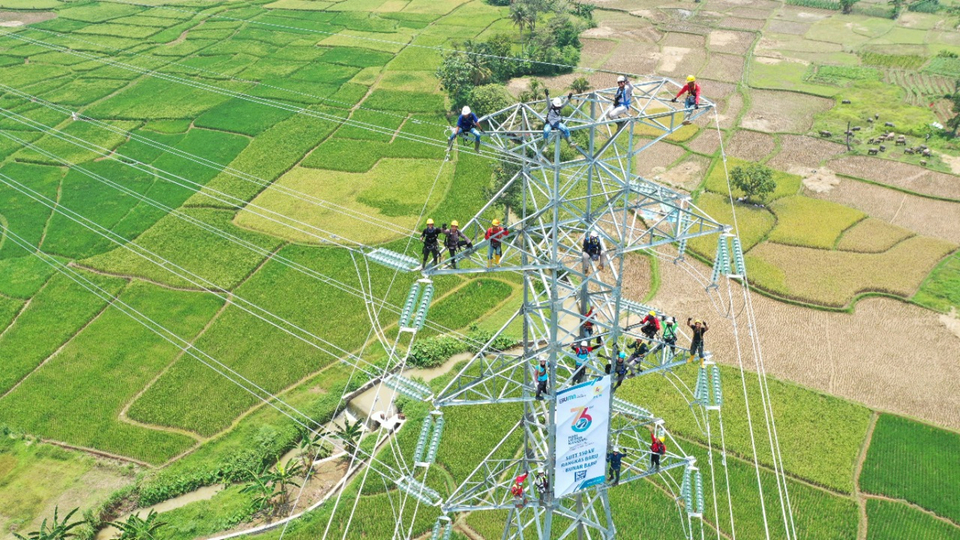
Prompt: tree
<box><xmin>518</xmin><ymin>78</ymin><xmax>546</xmax><ymax>103</ymax></box>
<box><xmin>14</xmin><ymin>507</ymin><xmax>84</xmax><ymax>540</ymax></box>
<box><xmin>839</xmin><ymin>0</ymin><xmax>859</xmax><ymax>14</ymax></box>
<box><xmin>730</xmin><ymin>163</ymin><xmax>776</xmax><ymax>203</ymax></box>
<box><xmin>946</xmin><ymin>80</ymin><xmax>960</xmax><ymax>137</ymax></box>
<box><xmin>489</xmin><ymin>156</ymin><xmax>525</xmax><ymax>216</ymax></box>
<box><xmin>510</xmin><ymin>4</ymin><xmax>529</xmax><ymax>38</ymax></box>
<box><xmin>335</xmin><ymin>418</ymin><xmax>364</xmax><ymax>456</ymax></box>
<box><xmin>109</xmin><ymin>510</ymin><xmax>167</xmax><ymax>540</ymax></box>
<box><xmin>267</xmin><ymin>459</ymin><xmax>303</xmax><ymax>510</ymax></box>
<box><xmin>470</xmin><ymin>84</ymin><xmax>512</xmax><ymax>116</ymax></box>
<box><xmin>889</xmin><ymin>0</ymin><xmax>904</xmax><ymax>18</ymax></box>
<box><xmin>436</xmin><ymin>51</ymin><xmax>477</xmax><ymax>111</ymax></box>
<box><xmin>297</xmin><ymin>427</ymin><xmax>330</xmax><ymax>473</ymax></box>
<box><xmin>569</xmin><ymin>76</ymin><xmax>591</xmax><ymax>93</ymax></box>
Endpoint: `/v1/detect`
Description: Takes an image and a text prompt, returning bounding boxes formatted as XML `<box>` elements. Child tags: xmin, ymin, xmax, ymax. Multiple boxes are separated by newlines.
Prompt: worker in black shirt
<box><xmin>420</xmin><ymin>218</ymin><xmax>442</xmax><ymax>269</ymax></box>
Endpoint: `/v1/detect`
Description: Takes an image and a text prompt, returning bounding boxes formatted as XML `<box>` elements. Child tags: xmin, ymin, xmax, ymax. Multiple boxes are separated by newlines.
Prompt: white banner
<box><xmin>554</xmin><ymin>376</ymin><xmax>611</xmax><ymax>497</ymax></box>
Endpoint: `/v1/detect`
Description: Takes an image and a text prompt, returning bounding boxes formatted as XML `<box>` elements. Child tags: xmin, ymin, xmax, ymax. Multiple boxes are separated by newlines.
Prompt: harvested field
<box><xmin>828</xmin><ymin>156</ymin><xmax>960</xmax><ymax>201</ymax></box>
<box><xmin>686</xmin><ymin>130</ymin><xmax>721</xmax><ymax>155</ymax></box>
<box><xmin>635</xmin><ymin>141</ymin><xmax>685</xmax><ymax>177</ymax></box>
<box><xmin>699</xmin><ymin>52</ymin><xmax>745</xmax><ymax>83</ymax></box>
<box><xmin>625</xmin><ymin>253</ymin><xmax>960</xmax><ymax>431</ymax></box>
<box><xmin>719</xmin><ymin>16</ymin><xmax>766</xmax><ymax>30</ymax></box>
<box><xmin>742</xmin><ymin>89</ymin><xmax>832</xmax><ymax>133</ymax></box>
<box><xmin>746</xmin><ymin>236</ymin><xmax>955</xmax><ymax>306</ymax></box>
<box><xmin>725</xmin><ymin>129</ymin><xmax>776</xmax><ymax>161</ymax></box>
<box><xmin>580</xmin><ymin>38</ymin><xmax>619</xmax><ymax>69</ymax></box>
<box><xmin>767</xmin><ymin>134</ymin><xmax>846</xmax><ymax>170</ymax></box>
<box><xmin>658</xmin><ymin>154</ymin><xmax>710</xmax><ymax>191</ymax></box>
<box><xmin>837</xmin><ymin>217</ymin><xmax>914</xmax><ymax>253</ymax></box>
<box><xmin>766</xmin><ymin>19</ymin><xmax>811</xmax><ymax>36</ymax></box>
<box><xmin>797</xmin><ymin>167</ymin><xmax>841</xmax><ymax>193</ymax></box>
<box><xmin>716</xmin><ymin>90</ymin><xmax>743</xmax><ymax>129</ymax></box>
<box><xmin>707</xmin><ymin>30</ymin><xmax>754</xmax><ymax>55</ymax></box>
<box><xmin>602</xmin><ymin>40</ymin><xmax>660</xmax><ymax>75</ymax></box>
<box><xmin>812</xmin><ymin>178</ymin><xmax>960</xmax><ymax>244</ymax></box>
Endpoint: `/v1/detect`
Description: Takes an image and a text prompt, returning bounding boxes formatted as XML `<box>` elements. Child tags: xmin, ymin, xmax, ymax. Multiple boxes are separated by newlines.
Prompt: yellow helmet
<box><xmin>687</xmin><ymin>75</ymin><xmax>696</xmax><ymax>82</ymax></box>
<box><xmin>694</xmin><ymin>319</ymin><xmax>702</xmax><ymax>324</ymax></box>
<box><xmin>451</xmin><ymin>220</ymin><xmax>459</xmax><ymax>227</ymax></box>
<box><xmin>648</xmin><ymin>310</ymin><xmax>656</xmax><ymax>316</ymax></box>
<box><xmin>427</xmin><ymin>218</ymin><xmax>434</xmax><ymax>225</ymax></box>
<box><xmin>492</xmin><ymin>219</ymin><xmax>501</xmax><ymax>226</ymax></box>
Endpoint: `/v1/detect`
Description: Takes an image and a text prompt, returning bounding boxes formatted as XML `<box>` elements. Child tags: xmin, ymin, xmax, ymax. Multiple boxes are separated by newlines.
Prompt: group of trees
<box><xmin>437</xmin><ymin>0</ymin><xmax>593</xmax><ymax>114</ymax></box>
<box><xmin>13</xmin><ymin>507</ymin><xmax>167</xmax><ymax>540</ymax></box>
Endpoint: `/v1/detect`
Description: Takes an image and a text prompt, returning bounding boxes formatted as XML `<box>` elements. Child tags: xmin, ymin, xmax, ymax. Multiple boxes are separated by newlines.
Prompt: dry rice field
<box><xmin>623</xmin><ymin>253</ymin><xmax>960</xmax><ymax>430</ymax></box>
<box><xmin>687</xmin><ymin>130</ymin><xmax>722</xmax><ymax>155</ymax></box>
<box><xmin>768</xmin><ymin>134</ymin><xmax>845</xmax><ymax>170</ymax></box>
<box><xmin>700</xmin><ymin>52</ymin><xmax>746</xmax><ymax>83</ymax></box>
<box><xmin>741</xmin><ymin>90</ymin><xmax>832</xmax><ymax>133</ymax></box>
<box><xmin>726</xmin><ymin>129</ymin><xmax>777</xmax><ymax>161</ymax></box>
<box><xmin>828</xmin><ymin>156</ymin><xmax>960</xmax><ymax>200</ymax></box>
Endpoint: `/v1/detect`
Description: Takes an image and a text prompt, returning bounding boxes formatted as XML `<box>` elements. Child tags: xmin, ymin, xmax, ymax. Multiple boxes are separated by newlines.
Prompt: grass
<box><xmin>80</xmin><ymin>208</ymin><xmax>284</xmax><ymax>290</ymax></box>
<box><xmin>746</xmin><ymin>236</ymin><xmax>957</xmax><ymax>307</ymax></box>
<box><xmin>767</xmin><ymin>196</ymin><xmax>865</xmax><ymax>249</ymax></box>
<box><xmin>86</xmin><ymin>77</ymin><xmax>251</xmax><ymax>120</ymax></box>
<box><xmin>861</xmin><ymin>414</ymin><xmax>960</xmax><ymax>523</ymax></box>
<box><xmin>74</xmin><ymin>23</ymin><xmax>163</xmax><ymax>39</ymax></box>
<box><xmin>236</xmin><ymin>159</ymin><xmax>454</xmax><ymax>245</ymax></box>
<box><xmin>191</xmin><ymin>113</ymin><xmax>338</xmax><ymax>204</ymax></box>
<box><xmin>814</xmin><ymin>80</ymin><xmax>938</xmax><ymax>138</ymax></box>
<box><xmin>39</xmin><ymin>77</ymin><xmax>131</xmax><ymax>107</ymax></box>
<box><xmin>913</xmin><ymin>250</ymin><xmax>960</xmax><ymax>313</ymax></box>
<box><xmin>0</xmin><ymin>162</ymin><xmax>64</xmax><ymax>259</ymax></box>
<box><xmin>836</xmin><ymin>218</ymin><xmax>913</xmax><ymax>253</ymax></box>
<box><xmin>0</xmin><ymin>435</ymin><xmax>134</xmax><ymax>537</ymax></box>
<box><xmin>807</xmin><ymin>64</ymin><xmax>882</xmax><ymax>87</ymax></box>
<box><xmin>193</xmin><ymin>99</ymin><xmax>296</xmax><ymax>137</ymax></box>
<box><xmin>0</xmin><ymin>281</ymin><xmax>220</xmax><ymax>464</ymax></box>
<box><xmin>0</xmin><ymin>270</ymin><xmax>127</xmax><ymax>395</ymax></box>
<box><xmin>866</xmin><ymin>499</ymin><xmax>960</xmax><ymax>539</ymax></box>
<box><xmin>15</xmin><ymin>119</ymin><xmax>139</xmax><ymax>167</ymax></box>
<box><xmin>749</xmin><ymin>60</ymin><xmax>840</xmax><ymax>97</ymax></box>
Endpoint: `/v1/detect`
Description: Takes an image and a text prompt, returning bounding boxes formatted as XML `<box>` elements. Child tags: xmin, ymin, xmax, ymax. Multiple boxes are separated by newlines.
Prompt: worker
<box><xmin>582</xmin><ymin>231</ymin><xmax>606</xmax><ymax>272</ymax></box>
<box><xmin>511</xmin><ymin>473</ymin><xmax>528</xmax><ymax>508</ymax></box>
<box><xmin>420</xmin><ymin>218</ymin><xmax>442</xmax><ymax>269</ymax></box>
<box><xmin>485</xmin><ymin>219</ymin><xmax>509</xmax><ymax>268</ymax></box>
<box><xmin>534</xmin><ymin>469</ymin><xmax>549</xmax><ymax>503</ymax></box>
<box><xmin>605</xmin><ymin>75</ymin><xmax>633</xmax><ymax>122</ymax></box>
<box><xmin>448</xmin><ymin>106</ymin><xmax>482</xmax><ymax>153</ymax></box>
<box><xmin>535</xmin><ymin>358</ymin><xmax>548</xmax><ymax>400</ymax></box>
<box><xmin>687</xmin><ymin>318</ymin><xmax>709</xmax><ymax>365</ymax></box>
<box><xmin>650</xmin><ymin>316</ymin><xmax>679</xmax><ymax>358</ymax></box>
<box><xmin>627</xmin><ymin>338</ymin><xmax>648</xmax><ymax>376</ymax></box>
<box><xmin>639</xmin><ymin>310</ymin><xmax>660</xmax><ymax>340</ymax></box>
<box><xmin>543</xmin><ymin>91</ymin><xmax>578</xmax><ymax>148</ymax></box>
<box><xmin>650</xmin><ymin>434</ymin><xmax>665</xmax><ymax>471</ymax></box>
<box><xmin>570</xmin><ymin>341</ymin><xmax>595</xmax><ymax>385</ymax></box>
<box><xmin>607</xmin><ymin>446</ymin><xmax>626</xmax><ymax>486</ymax></box>
<box><xmin>442</xmin><ymin>220</ymin><xmax>472</xmax><ymax>269</ymax></box>
<box><xmin>613</xmin><ymin>351</ymin><xmax>629</xmax><ymax>389</ymax></box>
<box><xmin>671</xmin><ymin>75</ymin><xmax>701</xmax><ymax>124</ymax></box>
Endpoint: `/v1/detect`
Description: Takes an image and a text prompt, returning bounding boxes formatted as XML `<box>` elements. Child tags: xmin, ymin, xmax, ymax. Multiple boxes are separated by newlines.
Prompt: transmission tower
<box><xmin>376</xmin><ymin>78</ymin><xmax>734</xmax><ymax>539</ymax></box>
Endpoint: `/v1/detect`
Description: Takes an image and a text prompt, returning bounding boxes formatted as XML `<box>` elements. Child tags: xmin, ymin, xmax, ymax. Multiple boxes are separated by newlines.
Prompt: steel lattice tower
<box><xmin>383</xmin><ymin>78</ymin><xmax>729</xmax><ymax>539</ymax></box>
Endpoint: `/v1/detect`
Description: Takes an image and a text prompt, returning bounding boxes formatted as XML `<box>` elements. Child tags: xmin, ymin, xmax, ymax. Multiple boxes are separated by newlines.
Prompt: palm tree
<box><xmin>335</xmin><ymin>418</ymin><xmax>364</xmax><ymax>457</ymax></box>
<box><xmin>14</xmin><ymin>507</ymin><xmax>84</xmax><ymax>540</ymax></box>
<box><xmin>569</xmin><ymin>77</ymin><xmax>591</xmax><ymax>94</ymax></box>
<box><xmin>297</xmin><ymin>427</ymin><xmax>330</xmax><ymax>473</ymax></box>
<box><xmin>267</xmin><ymin>459</ymin><xmax>303</xmax><ymax>510</ymax></box>
<box><xmin>510</xmin><ymin>4</ymin><xmax>528</xmax><ymax>37</ymax></box>
<box><xmin>109</xmin><ymin>510</ymin><xmax>167</xmax><ymax>540</ymax></box>
<box><xmin>241</xmin><ymin>465</ymin><xmax>280</xmax><ymax>516</ymax></box>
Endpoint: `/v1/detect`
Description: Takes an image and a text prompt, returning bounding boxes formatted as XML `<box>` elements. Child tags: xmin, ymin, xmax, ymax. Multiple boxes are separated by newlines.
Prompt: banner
<box><xmin>553</xmin><ymin>375</ymin><xmax>611</xmax><ymax>497</ymax></box>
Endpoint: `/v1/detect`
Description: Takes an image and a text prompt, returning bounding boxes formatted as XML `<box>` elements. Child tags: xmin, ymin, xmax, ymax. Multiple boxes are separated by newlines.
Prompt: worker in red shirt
<box><xmin>650</xmin><ymin>433</ymin><xmax>666</xmax><ymax>471</ymax></box>
<box><xmin>672</xmin><ymin>75</ymin><xmax>701</xmax><ymax>124</ymax></box>
<box><xmin>639</xmin><ymin>310</ymin><xmax>661</xmax><ymax>340</ymax></box>
<box><xmin>485</xmin><ymin>219</ymin><xmax>509</xmax><ymax>268</ymax></box>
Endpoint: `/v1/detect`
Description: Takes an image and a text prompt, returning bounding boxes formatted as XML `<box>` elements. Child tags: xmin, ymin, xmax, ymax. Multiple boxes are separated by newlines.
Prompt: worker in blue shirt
<box><xmin>535</xmin><ymin>358</ymin><xmax>548</xmax><ymax>400</ymax></box>
<box><xmin>448</xmin><ymin>106</ymin><xmax>482</xmax><ymax>153</ymax></box>
<box><xmin>607</xmin><ymin>447</ymin><xmax>627</xmax><ymax>485</ymax></box>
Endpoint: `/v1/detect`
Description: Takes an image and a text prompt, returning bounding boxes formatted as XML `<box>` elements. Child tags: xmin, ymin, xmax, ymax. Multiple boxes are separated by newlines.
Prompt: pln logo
<box><xmin>592</xmin><ymin>384</ymin><xmax>604</xmax><ymax>398</ymax></box>
<box><xmin>570</xmin><ymin>406</ymin><xmax>593</xmax><ymax>433</ymax></box>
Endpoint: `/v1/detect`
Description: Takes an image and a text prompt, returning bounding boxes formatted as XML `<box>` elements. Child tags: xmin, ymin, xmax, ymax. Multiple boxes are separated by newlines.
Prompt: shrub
<box><xmin>470</xmin><ymin>84</ymin><xmax>512</xmax><ymax>117</ymax></box>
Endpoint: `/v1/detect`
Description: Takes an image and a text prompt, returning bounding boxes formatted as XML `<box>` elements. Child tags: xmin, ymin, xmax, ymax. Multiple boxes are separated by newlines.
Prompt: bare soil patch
<box><xmin>726</xmin><ymin>130</ymin><xmax>776</xmax><ymax>161</ymax></box>
<box><xmin>766</xmin><ymin>19</ymin><xmax>811</xmax><ymax>35</ymax></box>
<box><xmin>776</xmin><ymin>5</ymin><xmax>833</xmax><ymax>22</ymax></box>
<box><xmin>623</xmin><ymin>252</ymin><xmax>960</xmax><ymax>431</ymax></box>
<box><xmin>636</xmin><ymin>141</ymin><xmax>685</xmax><ymax>177</ymax></box>
<box><xmin>707</xmin><ymin>30</ymin><xmax>754</xmax><ymax>55</ymax></box>
<box><xmin>741</xmin><ymin>89</ymin><xmax>832</xmax><ymax>133</ymax></box>
<box><xmin>938</xmin><ymin>152</ymin><xmax>960</xmax><ymax>175</ymax></box>
<box><xmin>687</xmin><ymin>130</ymin><xmax>722</xmax><ymax>155</ymax></box>
<box><xmin>767</xmin><ymin>134</ymin><xmax>846</xmax><ymax>170</ymax></box>
<box><xmin>658</xmin><ymin>154</ymin><xmax>710</xmax><ymax>191</ymax></box>
<box><xmin>581</xmin><ymin>38</ymin><xmax>619</xmax><ymax>68</ymax></box>
<box><xmin>828</xmin><ymin>156</ymin><xmax>960</xmax><ymax>200</ymax></box>
<box><xmin>795</xmin><ymin>166</ymin><xmax>841</xmax><ymax>193</ymax></box>
<box><xmin>716</xmin><ymin>90</ymin><xmax>743</xmax><ymax>129</ymax></box>
<box><xmin>810</xmin><ymin>177</ymin><xmax>960</xmax><ymax>244</ymax></box>
<box><xmin>700</xmin><ymin>52</ymin><xmax>746</xmax><ymax>83</ymax></box>
<box><xmin>0</xmin><ymin>11</ymin><xmax>56</xmax><ymax>25</ymax></box>
<box><xmin>602</xmin><ymin>41</ymin><xmax>660</xmax><ymax>75</ymax></box>
<box><xmin>731</xmin><ymin>7</ymin><xmax>775</xmax><ymax>19</ymax></box>
<box><xmin>719</xmin><ymin>16</ymin><xmax>766</xmax><ymax>30</ymax></box>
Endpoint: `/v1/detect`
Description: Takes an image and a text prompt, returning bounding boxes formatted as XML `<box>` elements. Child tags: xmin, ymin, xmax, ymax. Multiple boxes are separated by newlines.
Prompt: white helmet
<box><xmin>590</xmin><ymin>230</ymin><xmax>598</xmax><ymax>238</ymax></box>
<box><xmin>552</xmin><ymin>97</ymin><xmax>562</xmax><ymax>107</ymax></box>
<box><xmin>617</xmin><ymin>75</ymin><xmax>626</xmax><ymax>82</ymax></box>
<box><xmin>579</xmin><ymin>341</ymin><xmax>587</xmax><ymax>347</ymax></box>
<box><xmin>462</xmin><ymin>106</ymin><xmax>471</xmax><ymax>115</ymax></box>
<box><xmin>614</xmin><ymin>446</ymin><xmax>621</xmax><ymax>452</ymax></box>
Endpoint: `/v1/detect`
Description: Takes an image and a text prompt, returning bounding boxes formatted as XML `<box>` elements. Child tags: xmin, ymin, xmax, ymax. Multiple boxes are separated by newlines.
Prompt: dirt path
<box><xmin>854</xmin><ymin>412</ymin><xmax>879</xmax><ymax>540</ymax></box>
<box><xmin>623</xmin><ymin>252</ymin><xmax>960</xmax><ymax>431</ymax></box>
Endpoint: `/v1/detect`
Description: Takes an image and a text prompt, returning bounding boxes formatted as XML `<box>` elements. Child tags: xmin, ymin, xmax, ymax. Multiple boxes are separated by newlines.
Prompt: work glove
<box><xmin>695</xmin><ymin>104</ymin><xmax>699</xmax><ymax>109</ymax></box>
<box><xmin>567</xmin><ymin>92</ymin><xmax>573</xmax><ymax>100</ymax></box>
<box><xmin>671</xmin><ymin>98</ymin><xmax>677</xmax><ymax>103</ymax></box>
<box><xmin>441</xmin><ymin>223</ymin><xmax>447</xmax><ymax>229</ymax></box>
